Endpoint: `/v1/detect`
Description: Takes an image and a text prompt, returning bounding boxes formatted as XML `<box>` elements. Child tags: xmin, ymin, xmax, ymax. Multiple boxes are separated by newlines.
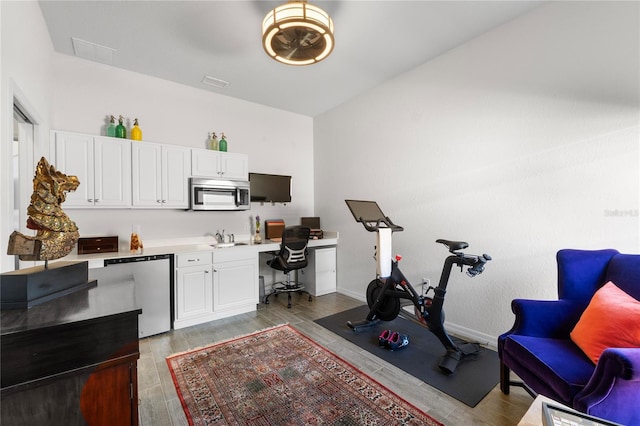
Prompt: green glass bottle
<box><xmin>115</xmin><ymin>115</ymin><xmax>127</xmax><ymax>139</ymax></box>
<box><xmin>107</xmin><ymin>115</ymin><xmax>117</xmax><ymax>137</ymax></box>
<box><xmin>219</xmin><ymin>132</ymin><xmax>228</xmax><ymax>152</ymax></box>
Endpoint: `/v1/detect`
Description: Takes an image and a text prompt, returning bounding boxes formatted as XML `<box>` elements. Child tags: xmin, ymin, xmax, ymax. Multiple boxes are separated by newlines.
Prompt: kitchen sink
<box><xmin>212</xmin><ymin>242</ymin><xmax>249</xmax><ymax>248</ymax></box>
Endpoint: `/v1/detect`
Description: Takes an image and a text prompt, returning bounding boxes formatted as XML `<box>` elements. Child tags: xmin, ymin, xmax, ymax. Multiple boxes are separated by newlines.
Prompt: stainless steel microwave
<box><xmin>189</xmin><ymin>178</ymin><xmax>250</xmax><ymax>211</ymax></box>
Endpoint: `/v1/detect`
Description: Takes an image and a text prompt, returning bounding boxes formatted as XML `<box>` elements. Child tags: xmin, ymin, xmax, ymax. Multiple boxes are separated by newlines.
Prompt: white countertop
<box><xmin>57</xmin><ymin>232</ymin><xmax>338</xmax><ymax>268</ymax></box>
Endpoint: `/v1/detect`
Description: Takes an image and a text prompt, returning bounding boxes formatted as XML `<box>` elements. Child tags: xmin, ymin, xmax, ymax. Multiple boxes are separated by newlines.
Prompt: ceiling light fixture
<box><xmin>262</xmin><ymin>0</ymin><xmax>334</xmax><ymax>66</ymax></box>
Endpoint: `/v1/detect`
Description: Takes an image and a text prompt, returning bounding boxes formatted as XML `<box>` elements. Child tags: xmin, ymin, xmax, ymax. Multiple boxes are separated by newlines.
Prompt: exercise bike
<box><xmin>344</xmin><ymin>200</ymin><xmax>492</xmax><ymax>374</ymax></box>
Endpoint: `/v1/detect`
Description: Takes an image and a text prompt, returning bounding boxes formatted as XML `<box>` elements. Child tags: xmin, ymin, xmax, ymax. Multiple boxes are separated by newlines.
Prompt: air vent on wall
<box><xmin>71</xmin><ymin>37</ymin><xmax>116</xmax><ymax>65</ymax></box>
<box><xmin>202</xmin><ymin>75</ymin><xmax>230</xmax><ymax>89</ymax></box>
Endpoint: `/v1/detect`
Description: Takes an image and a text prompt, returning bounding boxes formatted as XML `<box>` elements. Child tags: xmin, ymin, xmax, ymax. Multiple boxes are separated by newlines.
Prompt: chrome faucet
<box><xmin>215</xmin><ymin>230</ymin><xmax>225</xmax><ymax>243</ymax></box>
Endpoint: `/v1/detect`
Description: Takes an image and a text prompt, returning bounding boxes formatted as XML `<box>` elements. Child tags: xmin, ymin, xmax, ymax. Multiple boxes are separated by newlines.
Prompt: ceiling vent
<box><xmin>201</xmin><ymin>76</ymin><xmax>230</xmax><ymax>89</ymax></box>
<box><xmin>71</xmin><ymin>37</ymin><xmax>116</xmax><ymax>64</ymax></box>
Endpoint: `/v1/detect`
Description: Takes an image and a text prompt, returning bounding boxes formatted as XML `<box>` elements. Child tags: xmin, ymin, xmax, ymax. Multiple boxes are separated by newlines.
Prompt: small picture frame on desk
<box><xmin>542</xmin><ymin>402</ymin><xmax>622</xmax><ymax>426</ymax></box>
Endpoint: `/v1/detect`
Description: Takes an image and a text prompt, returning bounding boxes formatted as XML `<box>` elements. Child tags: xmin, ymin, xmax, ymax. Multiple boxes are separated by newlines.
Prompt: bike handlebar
<box><xmin>436</xmin><ymin>239</ymin><xmax>492</xmax><ymax>278</ymax></box>
<box><xmin>358</xmin><ymin>216</ymin><xmax>404</xmax><ymax>233</ymax></box>
<box><xmin>466</xmin><ymin>253</ymin><xmax>492</xmax><ymax>277</ymax></box>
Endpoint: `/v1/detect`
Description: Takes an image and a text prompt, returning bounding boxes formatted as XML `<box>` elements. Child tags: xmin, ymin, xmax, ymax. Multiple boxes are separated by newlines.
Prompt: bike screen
<box><xmin>345</xmin><ymin>200</ymin><xmax>387</xmax><ymax>224</ymax></box>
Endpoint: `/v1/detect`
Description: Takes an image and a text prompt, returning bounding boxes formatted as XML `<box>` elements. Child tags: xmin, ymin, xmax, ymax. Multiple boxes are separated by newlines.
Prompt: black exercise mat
<box><xmin>314</xmin><ymin>305</ymin><xmax>499</xmax><ymax>407</ymax></box>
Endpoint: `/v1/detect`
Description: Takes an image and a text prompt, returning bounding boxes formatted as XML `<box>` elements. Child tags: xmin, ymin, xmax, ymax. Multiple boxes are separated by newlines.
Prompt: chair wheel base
<box><xmin>263</xmin><ymin>276</ymin><xmax>314</xmax><ymax>309</ymax></box>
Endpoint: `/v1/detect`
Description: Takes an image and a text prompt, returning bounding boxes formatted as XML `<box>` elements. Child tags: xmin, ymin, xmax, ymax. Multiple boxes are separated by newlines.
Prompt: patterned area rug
<box><xmin>167</xmin><ymin>324</ymin><xmax>443</xmax><ymax>425</ymax></box>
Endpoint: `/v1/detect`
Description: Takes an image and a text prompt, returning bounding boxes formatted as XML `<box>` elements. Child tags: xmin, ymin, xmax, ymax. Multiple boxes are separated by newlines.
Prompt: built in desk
<box><xmin>0</xmin><ymin>271</ymin><xmax>142</xmax><ymax>426</ymax></box>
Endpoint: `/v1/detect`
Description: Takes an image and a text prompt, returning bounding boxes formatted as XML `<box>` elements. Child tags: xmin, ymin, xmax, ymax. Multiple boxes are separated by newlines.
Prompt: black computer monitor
<box><xmin>301</xmin><ymin>217</ymin><xmax>320</xmax><ymax>229</ymax></box>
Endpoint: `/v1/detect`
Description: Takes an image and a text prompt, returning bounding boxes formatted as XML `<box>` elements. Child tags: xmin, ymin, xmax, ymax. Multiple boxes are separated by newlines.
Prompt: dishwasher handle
<box><xmin>104</xmin><ymin>254</ymin><xmax>172</xmax><ymax>265</ymax></box>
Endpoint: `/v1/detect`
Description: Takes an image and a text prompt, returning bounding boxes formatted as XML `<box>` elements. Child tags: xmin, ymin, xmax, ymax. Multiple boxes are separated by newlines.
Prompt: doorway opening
<box><xmin>12</xmin><ymin>102</ymin><xmax>36</xmax><ymax>270</ymax></box>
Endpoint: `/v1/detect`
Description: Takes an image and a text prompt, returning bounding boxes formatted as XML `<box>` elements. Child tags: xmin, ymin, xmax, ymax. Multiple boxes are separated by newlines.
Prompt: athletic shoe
<box><xmin>378</xmin><ymin>329</ymin><xmax>392</xmax><ymax>347</ymax></box>
<box><xmin>388</xmin><ymin>331</ymin><xmax>409</xmax><ymax>350</ymax></box>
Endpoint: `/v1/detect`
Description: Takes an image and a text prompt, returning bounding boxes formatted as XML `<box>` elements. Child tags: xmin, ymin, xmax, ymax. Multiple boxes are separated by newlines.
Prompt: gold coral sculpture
<box><xmin>7</xmin><ymin>157</ymin><xmax>80</xmax><ymax>263</ymax></box>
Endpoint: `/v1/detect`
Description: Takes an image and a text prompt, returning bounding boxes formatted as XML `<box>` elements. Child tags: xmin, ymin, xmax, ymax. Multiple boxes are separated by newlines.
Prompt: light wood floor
<box><xmin>138</xmin><ymin>292</ymin><xmax>532</xmax><ymax>425</ymax></box>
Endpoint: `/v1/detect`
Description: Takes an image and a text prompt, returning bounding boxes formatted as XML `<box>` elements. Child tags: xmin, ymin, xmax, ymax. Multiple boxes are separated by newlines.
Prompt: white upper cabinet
<box><xmin>191</xmin><ymin>149</ymin><xmax>248</xmax><ymax>181</ymax></box>
<box><xmin>132</xmin><ymin>142</ymin><xmax>190</xmax><ymax>208</ymax></box>
<box><xmin>51</xmin><ymin>130</ymin><xmax>249</xmax><ymax>210</ymax></box>
<box><xmin>52</xmin><ymin>131</ymin><xmax>131</xmax><ymax>208</ymax></box>
<box><xmin>162</xmin><ymin>145</ymin><xmax>191</xmax><ymax>207</ymax></box>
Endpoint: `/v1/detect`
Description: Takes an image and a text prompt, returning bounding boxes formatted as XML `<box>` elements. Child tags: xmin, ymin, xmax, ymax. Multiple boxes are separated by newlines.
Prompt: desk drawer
<box><xmin>176</xmin><ymin>252</ymin><xmax>212</xmax><ymax>268</ymax></box>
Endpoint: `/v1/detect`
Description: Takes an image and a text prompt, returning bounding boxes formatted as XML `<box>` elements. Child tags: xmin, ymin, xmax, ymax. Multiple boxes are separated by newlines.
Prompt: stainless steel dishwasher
<box><xmin>89</xmin><ymin>254</ymin><xmax>173</xmax><ymax>338</ymax></box>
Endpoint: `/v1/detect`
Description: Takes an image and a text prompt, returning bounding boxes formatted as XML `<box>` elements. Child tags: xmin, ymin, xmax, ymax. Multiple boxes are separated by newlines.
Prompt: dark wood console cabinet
<box><xmin>1</xmin><ymin>274</ymin><xmax>142</xmax><ymax>425</ymax></box>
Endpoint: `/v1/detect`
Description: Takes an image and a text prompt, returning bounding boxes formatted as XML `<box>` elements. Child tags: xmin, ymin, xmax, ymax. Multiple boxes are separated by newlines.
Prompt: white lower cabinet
<box><xmin>174</xmin><ymin>249</ymin><xmax>258</xmax><ymax>329</ymax></box>
<box><xmin>213</xmin><ymin>249</ymin><xmax>258</xmax><ymax>315</ymax></box>
<box><xmin>303</xmin><ymin>247</ymin><xmax>337</xmax><ymax>296</ymax></box>
<box><xmin>174</xmin><ymin>251</ymin><xmax>213</xmax><ymax>329</ymax></box>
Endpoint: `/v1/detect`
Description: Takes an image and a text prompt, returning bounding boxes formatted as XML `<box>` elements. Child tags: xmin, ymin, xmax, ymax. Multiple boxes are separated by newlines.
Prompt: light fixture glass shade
<box><xmin>262</xmin><ymin>0</ymin><xmax>334</xmax><ymax>66</ymax></box>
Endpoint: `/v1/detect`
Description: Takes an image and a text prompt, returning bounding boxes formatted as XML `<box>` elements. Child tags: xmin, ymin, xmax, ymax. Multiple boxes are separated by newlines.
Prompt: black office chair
<box><xmin>264</xmin><ymin>226</ymin><xmax>313</xmax><ymax>308</ymax></box>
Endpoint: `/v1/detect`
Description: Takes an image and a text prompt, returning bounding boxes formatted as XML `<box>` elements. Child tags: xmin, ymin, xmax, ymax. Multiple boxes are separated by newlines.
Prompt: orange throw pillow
<box><xmin>570</xmin><ymin>281</ymin><xmax>640</xmax><ymax>364</ymax></box>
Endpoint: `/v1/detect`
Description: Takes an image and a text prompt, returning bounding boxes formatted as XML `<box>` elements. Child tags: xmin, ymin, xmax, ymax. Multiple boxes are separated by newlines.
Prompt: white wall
<box><xmin>0</xmin><ymin>1</ymin><xmax>313</xmax><ymax>271</ymax></box>
<box><xmin>0</xmin><ymin>1</ymin><xmax>54</xmax><ymax>272</ymax></box>
<box><xmin>314</xmin><ymin>1</ymin><xmax>640</xmax><ymax>343</ymax></box>
<box><xmin>47</xmin><ymin>53</ymin><xmax>314</xmax><ymax>248</ymax></box>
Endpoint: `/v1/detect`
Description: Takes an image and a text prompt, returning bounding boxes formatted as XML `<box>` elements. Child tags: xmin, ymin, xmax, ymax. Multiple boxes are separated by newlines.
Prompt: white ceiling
<box><xmin>38</xmin><ymin>1</ymin><xmax>542</xmax><ymax>117</ymax></box>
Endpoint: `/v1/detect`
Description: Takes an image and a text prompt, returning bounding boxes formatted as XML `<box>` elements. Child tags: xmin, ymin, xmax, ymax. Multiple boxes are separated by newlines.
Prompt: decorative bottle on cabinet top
<box><xmin>115</xmin><ymin>115</ymin><xmax>127</xmax><ymax>139</ymax></box>
<box><xmin>107</xmin><ymin>115</ymin><xmax>117</xmax><ymax>137</ymax></box>
<box><xmin>209</xmin><ymin>132</ymin><xmax>218</xmax><ymax>150</ymax></box>
<box><xmin>131</xmin><ymin>118</ymin><xmax>142</xmax><ymax>141</ymax></box>
<box><xmin>219</xmin><ymin>132</ymin><xmax>228</xmax><ymax>152</ymax></box>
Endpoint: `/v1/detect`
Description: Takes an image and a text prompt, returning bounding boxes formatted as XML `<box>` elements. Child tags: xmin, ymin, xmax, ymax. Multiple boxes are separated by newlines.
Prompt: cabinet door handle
<box><xmin>187</xmin><ymin>258</ymin><xmax>199</xmax><ymax>262</ymax></box>
<box><xmin>205</xmin><ymin>270</ymin><xmax>209</xmax><ymax>274</ymax></box>
<box><xmin>94</xmin><ymin>199</ymin><xmax>100</xmax><ymax>203</ymax></box>
<box><xmin>88</xmin><ymin>199</ymin><xmax>93</xmax><ymax>202</ymax></box>
<box><xmin>162</xmin><ymin>200</ymin><xmax>166</xmax><ymax>203</ymax></box>
<box><xmin>157</xmin><ymin>200</ymin><xmax>162</xmax><ymax>203</ymax></box>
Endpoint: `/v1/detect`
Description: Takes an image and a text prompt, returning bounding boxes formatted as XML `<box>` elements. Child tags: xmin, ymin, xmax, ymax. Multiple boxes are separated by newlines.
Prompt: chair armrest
<box><xmin>574</xmin><ymin>348</ymin><xmax>640</xmax><ymax>425</ymax></box>
<box><xmin>504</xmin><ymin>298</ymin><xmax>584</xmax><ymax>338</ymax></box>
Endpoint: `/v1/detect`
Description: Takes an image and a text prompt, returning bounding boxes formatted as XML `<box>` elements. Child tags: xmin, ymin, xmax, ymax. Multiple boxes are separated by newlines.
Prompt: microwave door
<box><xmin>194</xmin><ymin>187</ymin><xmax>236</xmax><ymax>210</ymax></box>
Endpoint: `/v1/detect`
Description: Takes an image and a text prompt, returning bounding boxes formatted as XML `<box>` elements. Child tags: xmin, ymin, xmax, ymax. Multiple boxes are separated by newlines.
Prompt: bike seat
<box><xmin>436</xmin><ymin>239</ymin><xmax>469</xmax><ymax>252</ymax></box>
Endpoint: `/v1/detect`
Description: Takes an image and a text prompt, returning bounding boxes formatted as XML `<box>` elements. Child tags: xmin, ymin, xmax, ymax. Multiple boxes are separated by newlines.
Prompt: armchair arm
<box><xmin>504</xmin><ymin>298</ymin><xmax>584</xmax><ymax>339</ymax></box>
<box><xmin>573</xmin><ymin>348</ymin><xmax>640</xmax><ymax>425</ymax></box>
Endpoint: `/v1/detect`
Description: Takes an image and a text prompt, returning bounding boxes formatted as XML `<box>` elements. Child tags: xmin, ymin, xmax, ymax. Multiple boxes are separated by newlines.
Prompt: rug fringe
<box><xmin>166</xmin><ymin>323</ymin><xmax>290</xmax><ymax>359</ymax></box>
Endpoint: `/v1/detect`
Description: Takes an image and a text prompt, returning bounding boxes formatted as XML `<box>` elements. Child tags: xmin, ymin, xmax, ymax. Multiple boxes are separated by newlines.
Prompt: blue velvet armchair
<box><xmin>498</xmin><ymin>249</ymin><xmax>640</xmax><ymax>425</ymax></box>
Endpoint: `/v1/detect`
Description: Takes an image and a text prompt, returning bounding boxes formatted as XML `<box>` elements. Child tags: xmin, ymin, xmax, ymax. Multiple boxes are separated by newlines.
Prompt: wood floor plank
<box><xmin>166</xmin><ymin>398</ymin><xmax>189</xmax><ymax>426</ymax></box>
<box><xmin>138</xmin><ymin>384</ymin><xmax>172</xmax><ymax>426</ymax></box>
